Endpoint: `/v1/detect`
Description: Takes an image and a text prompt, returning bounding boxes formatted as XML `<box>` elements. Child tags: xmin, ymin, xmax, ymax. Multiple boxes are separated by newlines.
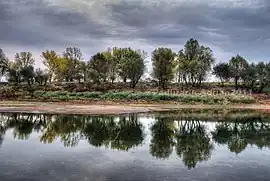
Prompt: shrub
<box><xmin>28</xmin><ymin>90</ymin><xmax>257</xmax><ymax>104</ymax></box>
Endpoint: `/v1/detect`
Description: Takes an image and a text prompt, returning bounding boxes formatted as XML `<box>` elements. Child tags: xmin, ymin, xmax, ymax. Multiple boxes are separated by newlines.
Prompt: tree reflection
<box><xmin>175</xmin><ymin>120</ymin><xmax>213</xmax><ymax>169</ymax></box>
<box><xmin>212</xmin><ymin>117</ymin><xmax>270</xmax><ymax>154</ymax></box>
<box><xmin>150</xmin><ymin>117</ymin><xmax>175</xmax><ymax>159</ymax></box>
<box><xmin>0</xmin><ymin>113</ymin><xmax>145</xmax><ymax>150</ymax></box>
<box><xmin>2</xmin><ymin>112</ymin><xmax>270</xmax><ymax>169</ymax></box>
<box><xmin>0</xmin><ymin>126</ymin><xmax>4</xmax><ymax>147</ymax></box>
<box><xmin>2</xmin><ymin>113</ymin><xmax>48</xmax><ymax>140</ymax></box>
<box><xmin>83</xmin><ymin>116</ymin><xmax>115</xmax><ymax>147</ymax></box>
<box><xmin>40</xmin><ymin>115</ymin><xmax>85</xmax><ymax>147</ymax></box>
<box><xmin>83</xmin><ymin>114</ymin><xmax>144</xmax><ymax>151</ymax></box>
<box><xmin>110</xmin><ymin>115</ymin><xmax>144</xmax><ymax>151</ymax></box>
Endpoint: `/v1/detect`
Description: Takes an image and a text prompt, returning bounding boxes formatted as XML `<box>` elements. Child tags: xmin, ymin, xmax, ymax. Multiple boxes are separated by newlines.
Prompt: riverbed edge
<box><xmin>0</xmin><ymin>101</ymin><xmax>270</xmax><ymax>115</ymax></box>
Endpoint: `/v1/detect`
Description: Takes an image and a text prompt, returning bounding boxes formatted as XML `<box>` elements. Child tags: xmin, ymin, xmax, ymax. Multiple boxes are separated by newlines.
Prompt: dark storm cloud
<box><xmin>106</xmin><ymin>0</ymin><xmax>270</xmax><ymax>56</ymax></box>
<box><xmin>0</xmin><ymin>0</ymin><xmax>108</xmax><ymax>49</ymax></box>
<box><xmin>1</xmin><ymin>0</ymin><xmax>270</xmax><ymax>62</ymax></box>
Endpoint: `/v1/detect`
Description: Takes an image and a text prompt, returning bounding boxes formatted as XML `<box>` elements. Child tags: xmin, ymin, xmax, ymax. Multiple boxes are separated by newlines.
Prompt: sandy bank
<box><xmin>1</xmin><ymin>101</ymin><xmax>270</xmax><ymax>115</ymax></box>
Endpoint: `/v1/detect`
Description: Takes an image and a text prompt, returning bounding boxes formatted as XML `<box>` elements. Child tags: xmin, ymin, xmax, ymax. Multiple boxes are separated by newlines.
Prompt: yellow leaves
<box><xmin>41</xmin><ymin>50</ymin><xmax>59</xmax><ymax>70</ymax></box>
<box><xmin>56</xmin><ymin>57</ymin><xmax>68</xmax><ymax>73</ymax></box>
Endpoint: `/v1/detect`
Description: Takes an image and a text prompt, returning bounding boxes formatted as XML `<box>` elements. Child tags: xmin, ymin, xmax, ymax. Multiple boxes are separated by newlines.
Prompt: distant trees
<box><xmin>41</xmin><ymin>50</ymin><xmax>60</xmax><ymax>82</ymax></box>
<box><xmin>0</xmin><ymin>49</ymin><xmax>49</xmax><ymax>86</ymax></box>
<box><xmin>177</xmin><ymin>38</ymin><xmax>215</xmax><ymax>86</ymax></box>
<box><xmin>122</xmin><ymin>49</ymin><xmax>147</xmax><ymax>88</ymax></box>
<box><xmin>0</xmin><ymin>48</ymin><xmax>8</xmax><ymax>78</ymax></box>
<box><xmin>9</xmin><ymin>52</ymin><xmax>36</xmax><ymax>86</ymax></box>
<box><xmin>152</xmin><ymin>48</ymin><xmax>176</xmax><ymax>89</ymax></box>
<box><xmin>229</xmin><ymin>55</ymin><xmax>248</xmax><ymax>90</ymax></box>
<box><xmin>1</xmin><ymin>37</ymin><xmax>270</xmax><ymax>92</ymax></box>
<box><xmin>35</xmin><ymin>68</ymin><xmax>49</xmax><ymax>85</ymax></box>
<box><xmin>63</xmin><ymin>47</ymin><xmax>83</xmax><ymax>82</ymax></box>
<box><xmin>14</xmin><ymin>52</ymin><xmax>35</xmax><ymax>69</ymax></box>
<box><xmin>88</xmin><ymin>52</ymin><xmax>111</xmax><ymax>83</ymax></box>
<box><xmin>212</xmin><ymin>55</ymin><xmax>270</xmax><ymax>92</ymax></box>
<box><xmin>213</xmin><ymin>63</ymin><xmax>230</xmax><ymax>86</ymax></box>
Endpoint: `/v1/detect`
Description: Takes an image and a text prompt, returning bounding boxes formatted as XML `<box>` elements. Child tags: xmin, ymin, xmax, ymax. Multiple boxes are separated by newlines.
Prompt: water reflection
<box><xmin>175</xmin><ymin>120</ymin><xmax>213</xmax><ymax>169</ymax></box>
<box><xmin>150</xmin><ymin>117</ymin><xmax>175</xmax><ymax>159</ymax></box>
<box><xmin>212</xmin><ymin>119</ymin><xmax>270</xmax><ymax>153</ymax></box>
<box><xmin>1</xmin><ymin>111</ymin><xmax>270</xmax><ymax>170</ymax></box>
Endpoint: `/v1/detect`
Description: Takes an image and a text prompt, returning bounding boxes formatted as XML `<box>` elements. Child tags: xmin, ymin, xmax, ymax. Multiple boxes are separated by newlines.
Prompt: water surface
<box><xmin>1</xmin><ymin>110</ymin><xmax>270</xmax><ymax>181</ymax></box>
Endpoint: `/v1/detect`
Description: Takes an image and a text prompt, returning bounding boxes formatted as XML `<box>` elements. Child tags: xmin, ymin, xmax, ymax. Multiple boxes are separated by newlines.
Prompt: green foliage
<box><xmin>0</xmin><ymin>48</ymin><xmax>8</xmax><ymax>76</ymax></box>
<box><xmin>14</xmin><ymin>52</ymin><xmax>35</xmax><ymax>69</ymax></box>
<box><xmin>213</xmin><ymin>63</ymin><xmax>231</xmax><ymax>86</ymax></box>
<box><xmin>229</xmin><ymin>55</ymin><xmax>248</xmax><ymax>90</ymax></box>
<box><xmin>88</xmin><ymin>52</ymin><xmax>111</xmax><ymax>83</ymax></box>
<box><xmin>33</xmin><ymin>90</ymin><xmax>255</xmax><ymax>104</ymax></box>
<box><xmin>35</xmin><ymin>68</ymin><xmax>49</xmax><ymax>86</ymax></box>
<box><xmin>63</xmin><ymin>47</ymin><xmax>83</xmax><ymax>82</ymax></box>
<box><xmin>177</xmin><ymin>38</ymin><xmax>215</xmax><ymax>86</ymax></box>
<box><xmin>152</xmin><ymin>47</ymin><xmax>176</xmax><ymax>89</ymax></box>
<box><xmin>42</xmin><ymin>50</ymin><xmax>60</xmax><ymax>82</ymax></box>
<box><xmin>20</xmin><ymin>66</ymin><xmax>35</xmax><ymax>86</ymax></box>
<box><xmin>2</xmin><ymin>39</ymin><xmax>270</xmax><ymax>99</ymax></box>
<box><xmin>119</xmin><ymin>48</ymin><xmax>146</xmax><ymax>88</ymax></box>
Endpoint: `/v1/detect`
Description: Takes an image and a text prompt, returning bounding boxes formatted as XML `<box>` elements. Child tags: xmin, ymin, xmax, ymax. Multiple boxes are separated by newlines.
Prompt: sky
<box><xmin>1</xmin><ymin>0</ymin><xmax>270</xmax><ymax>68</ymax></box>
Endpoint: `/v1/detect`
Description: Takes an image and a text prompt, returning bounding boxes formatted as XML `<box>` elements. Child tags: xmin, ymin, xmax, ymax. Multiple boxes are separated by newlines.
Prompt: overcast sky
<box><xmin>1</xmin><ymin>0</ymin><xmax>270</xmax><ymax>68</ymax></box>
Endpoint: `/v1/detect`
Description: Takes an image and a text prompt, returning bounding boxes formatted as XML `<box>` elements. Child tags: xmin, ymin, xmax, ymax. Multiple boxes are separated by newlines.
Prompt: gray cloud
<box><xmin>0</xmin><ymin>0</ymin><xmax>270</xmax><ymax>65</ymax></box>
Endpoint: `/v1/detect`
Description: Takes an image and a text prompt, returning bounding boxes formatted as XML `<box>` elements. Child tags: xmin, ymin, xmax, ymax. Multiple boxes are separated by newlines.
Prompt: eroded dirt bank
<box><xmin>1</xmin><ymin>101</ymin><xmax>270</xmax><ymax>115</ymax></box>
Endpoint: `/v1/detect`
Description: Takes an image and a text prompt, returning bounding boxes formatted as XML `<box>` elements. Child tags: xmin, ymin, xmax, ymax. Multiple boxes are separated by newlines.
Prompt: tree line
<box><xmin>1</xmin><ymin>38</ymin><xmax>270</xmax><ymax>91</ymax></box>
<box><xmin>1</xmin><ymin>113</ymin><xmax>270</xmax><ymax>169</ymax></box>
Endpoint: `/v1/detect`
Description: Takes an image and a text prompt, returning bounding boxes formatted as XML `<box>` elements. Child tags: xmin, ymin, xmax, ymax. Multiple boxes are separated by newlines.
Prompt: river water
<box><xmin>0</xmin><ymin>110</ymin><xmax>270</xmax><ymax>181</ymax></box>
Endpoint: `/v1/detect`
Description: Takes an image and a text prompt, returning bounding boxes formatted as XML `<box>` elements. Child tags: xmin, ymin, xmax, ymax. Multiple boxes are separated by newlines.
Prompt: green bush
<box><xmin>32</xmin><ymin>90</ymin><xmax>256</xmax><ymax>104</ymax></box>
<box><xmin>82</xmin><ymin>92</ymin><xmax>102</xmax><ymax>99</ymax></box>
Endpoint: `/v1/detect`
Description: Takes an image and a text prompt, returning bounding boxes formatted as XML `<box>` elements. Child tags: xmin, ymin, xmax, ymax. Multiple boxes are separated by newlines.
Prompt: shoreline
<box><xmin>1</xmin><ymin>101</ymin><xmax>270</xmax><ymax>115</ymax></box>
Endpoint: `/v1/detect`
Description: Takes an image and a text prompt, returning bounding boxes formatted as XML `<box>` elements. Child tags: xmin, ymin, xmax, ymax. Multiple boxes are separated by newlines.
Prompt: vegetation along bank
<box><xmin>0</xmin><ymin>38</ymin><xmax>269</xmax><ymax>105</ymax></box>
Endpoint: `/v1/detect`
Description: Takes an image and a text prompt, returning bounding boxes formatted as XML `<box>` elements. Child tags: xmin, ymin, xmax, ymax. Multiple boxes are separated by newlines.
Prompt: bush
<box><xmin>27</xmin><ymin>90</ymin><xmax>257</xmax><ymax>104</ymax></box>
<box><xmin>0</xmin><ymin>86</ymin><xmax>17</xmax><ymax>98</ymax></box>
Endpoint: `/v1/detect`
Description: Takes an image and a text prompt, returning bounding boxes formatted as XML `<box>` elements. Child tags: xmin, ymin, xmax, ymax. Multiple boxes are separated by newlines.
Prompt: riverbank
<box><xmin>1</xmin><ymin>101</ymin><xmax>270</xmax><ymax>115</ymax></box>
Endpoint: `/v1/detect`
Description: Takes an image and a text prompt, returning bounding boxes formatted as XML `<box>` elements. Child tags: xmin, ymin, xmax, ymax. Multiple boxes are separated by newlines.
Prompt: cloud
<box><xmin>0</xmin><ymin>0</ymin><xmax>270</xmax><ymax>67</ymax></box>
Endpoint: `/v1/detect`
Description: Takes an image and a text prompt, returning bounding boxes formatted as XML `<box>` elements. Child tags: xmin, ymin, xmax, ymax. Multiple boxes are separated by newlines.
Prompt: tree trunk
<box><xmin>184</xmin><ymin>76</ymin><xmax>188</xmax><ymax>85</ymax></box>
<box><xmin>221</xmin><ymin>81</ymin><xmax>224</xmax><ymax>87</ymax></box>
<box><xmin>258</xmin><ymin>83</ymin><xmax>264</xmax><ymax>93</ymax></box>
<box><xmin>198</xmin><ymin>79</ymin><xmax>202</xmax><ymax>87</ymax></box>
<box><xmin>162</xmin><ymin>81</ymin><xmax>166</xmax><ymax>90</ymax></box>
<box><xmin>234</xmin><ymin>77</ymin><xmax>238</xmax><ymax>90</ymax></box>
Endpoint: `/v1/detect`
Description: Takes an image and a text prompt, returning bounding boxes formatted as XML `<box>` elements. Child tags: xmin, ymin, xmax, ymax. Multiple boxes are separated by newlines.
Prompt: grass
<box><xmin>33</xmin><ymin>91</ymin><xmax>256</xmax><ymax>104</ymax></box>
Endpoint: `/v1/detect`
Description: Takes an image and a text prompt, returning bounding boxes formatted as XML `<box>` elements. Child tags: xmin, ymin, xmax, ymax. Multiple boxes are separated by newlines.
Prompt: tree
<box><xmin>20</xmin><ymin>66</ymin><xmax>35</xmax><ymax>86</ymax></box>
<box><xmin>0</xmin><ymin>48</ymin><xmax>9</xmax><ymax>78</ymax></box>
<box><xmin>151</xmin><ymin>48</ymin><xmax>176</xmax><ymax>89</ymax></box>
<box><xmin>255</xmin><ymin>62</ymin><xmax>270</xmax><ymax>92</ymax></box>
<box><xmin>41</xmin><ymin>50</ymin><xmax>60</xmax><ymax>82</ymax></box>
<box><xmin>241</xmin><ymin>63</ymin><xmax>257</xmax><ymax>90</ymax></box>
<box><xmin>77</xmin><ymin>61</ymin><xmax>87</xmax><ymax>82</ymax></box>
<box><xmin>14</xmin><ymin>52</ymin><xmax>35</xmax><ymax>69</ymax></box>
<box><xmin>88</xmin><ymin>52</ymin><xmax>111</xmax><ymax>83</ymax></box>
<box><xmin>213</xmin><ymin>63</ymin><xmax>231</xmax><ymax>86</ymax></box>
<box><xmin>177</xmin><ymin>38</ymin><xmax>215</xmax><ymax>86</ymax></box>
<box><xmin>63</xmin><ymin>47</ymin><xmax>83</xmax><ymax>82</ymax></box>
<box><xmin>229</xmin><ymin>55</ymin><xmax>248</xmax><ymax>90</ymax></box>
<box><xmin>107</xmin><ymin>48</ymin><xmax>119</xmax><ymax>83</ymax></box>
<box><xmin>35</xmin><ymin>68</ymin><xmax>49</xmax><ymax>85</ymax></box>
<box><xmin>7</xmin><ymin>61</ymin><xmax>21</xmax><ymax>84</ymax></box>
<box><xmin>112</xmin><ymin>47</ymin><xmax>127</xmax><ymax>82</ymax></box>
<box><xmin>119</xmin><ymin>48</ymin><xmax>147</xmax><ymax>88</ymax></box>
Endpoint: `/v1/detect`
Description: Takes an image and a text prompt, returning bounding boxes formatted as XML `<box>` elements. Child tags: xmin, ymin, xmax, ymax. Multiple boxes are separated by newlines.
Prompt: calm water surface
<box><xmin>1</xmin><ymin>110</ymin><xmax>270</xmax><ymax>181</ymax></box>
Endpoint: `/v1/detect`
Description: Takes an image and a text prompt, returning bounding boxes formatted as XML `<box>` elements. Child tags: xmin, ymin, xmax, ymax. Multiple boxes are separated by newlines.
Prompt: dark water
<box><xmin>1</xmin><ymin>110</ymin><xmax>270</xmax><ymax>181</ymax></box>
